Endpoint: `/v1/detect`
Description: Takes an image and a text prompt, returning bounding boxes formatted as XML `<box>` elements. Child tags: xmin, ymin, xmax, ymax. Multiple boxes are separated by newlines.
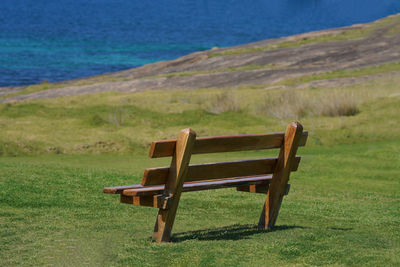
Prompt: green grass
<box><xmin>208</xmin><ymin>15</ymin><xmax>400</xmax><ymax>58</ymax></box>
<box><xmin>1</xmin><ymin>68</ymin><xmax>399</xmax><ymax>156</ymax></box>
<box><xmin>280</xmin><ymin>61</ymin><xmax>400</xmax><ymax>86</ymax></box>
<box><xmin>386</xmin><ymin>24</ymin><xmax>400</xmax><ymax>36</ymax></box>
<box><xmin>0</xmin><ymin>141</ymin><xmax>399</xmax><ymax>266</ymax></box>
<box><xmin>1</xmin><ymin>48</ymin><xmax>400</xmax><ymax>265</ymax></box>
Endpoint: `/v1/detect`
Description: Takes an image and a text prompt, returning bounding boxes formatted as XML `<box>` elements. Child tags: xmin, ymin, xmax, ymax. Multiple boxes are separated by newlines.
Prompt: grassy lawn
<box><xmin>1</xmin><ymin>57</ymin><xmax>399</xmax><ymax>265</ymax></box>
<box><xmin>0</xmin><ymin>141</ymin><xmax>399</xmax><ymax>266</ymax></box>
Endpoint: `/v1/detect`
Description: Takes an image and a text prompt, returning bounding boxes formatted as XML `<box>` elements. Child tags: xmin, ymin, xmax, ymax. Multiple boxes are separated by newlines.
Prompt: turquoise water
<box><xmin>1</xmin><ymin>0</ymin><xmax>400</xmax><ymax>86</ymax></box>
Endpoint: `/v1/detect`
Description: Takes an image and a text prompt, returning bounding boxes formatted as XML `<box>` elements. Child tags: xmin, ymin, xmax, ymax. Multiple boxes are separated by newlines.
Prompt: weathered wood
<box><xmin>237</xmin><ymin>183</ymin><xmax>269</xmax><ymax>194</ymax></box>
<box><xmin>123</xmin><ymin>175</ymin><xmax>273</xmax><ymax>196</ymax></box>
<box><xmin>124</xmin><ymin>184</ymin><xmax>164</xmax><ymax>196</ymax></box>
<box><xmin>120</xmin><ymin>194</ymin><xmax>155</xmax><ymax>207</ymax></box>
<box><xmin>120</xmin><ymin>194</ymin><xmax>173</xmax><ymax>209</ymax></box>
<box><xmin>103</xmin><ymin>122</ymin><xmax>307</xmax><ymax>243</ymax></box>
<box><xmin>103</xmin><ymin>184</ymin><xmax>143</xmax><ymax>194</ymax></box>
<box><xmin>149</xmin><ymin>131</ymin><xmax>308</xmax><ymax>158</ymax></box>
<box><xmin>153</xmin><ymin>128</ymin><xmax>196</xmax><ymax>243</ymax></box>
<box><xmin>258</xmin><ymin>122</ymin><xmax>304</xmax><ymax>230</ymax></box>
<box><xmin>141</xmin><ymin>157</ymin><xmax>301</xmax><ymax>186</ymax></box>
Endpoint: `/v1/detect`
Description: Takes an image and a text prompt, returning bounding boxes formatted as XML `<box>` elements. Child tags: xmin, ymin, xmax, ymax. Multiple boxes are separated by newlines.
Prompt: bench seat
<box><xmin>103</xmin><ymin>174</ymin><xmax>272</xmax><ymax>196</ymax></box>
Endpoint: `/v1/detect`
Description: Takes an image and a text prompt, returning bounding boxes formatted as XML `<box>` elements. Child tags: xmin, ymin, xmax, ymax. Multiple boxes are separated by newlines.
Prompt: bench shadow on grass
<box><xmin>171</xmin><ymin>224</ymin><xmax>308</xmax><ymax>242</ymax></box>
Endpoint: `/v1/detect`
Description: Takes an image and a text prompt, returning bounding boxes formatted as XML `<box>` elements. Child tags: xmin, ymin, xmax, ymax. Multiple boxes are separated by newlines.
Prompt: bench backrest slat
<box><xmin>149</xmin><ymin>132</ymin><xmax>308</xmax><ymax>158</ymax></box>
<box><xmin>141</xmin><ymin>156</ymin><xmax>301</xmax><ymax>186</ymax></box>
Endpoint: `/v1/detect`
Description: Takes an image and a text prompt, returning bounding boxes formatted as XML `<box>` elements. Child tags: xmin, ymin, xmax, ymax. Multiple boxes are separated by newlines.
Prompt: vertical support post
<box><xmin>152</xmin><ymin>128</ymin><xmax>196</xmax><ymax>242</ymax></box>
<box><xmin>258</xmin><ymin>122</ymin><xmax>303</xmax><ymax>229</ymax></box>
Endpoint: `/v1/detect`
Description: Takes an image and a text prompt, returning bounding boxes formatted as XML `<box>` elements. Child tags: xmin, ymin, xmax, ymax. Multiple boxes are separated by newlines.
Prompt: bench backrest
<box><xmin>149</xmin><ymin>122</ymin><xmax>306</xmax><ymax>242</ymax></box>
<box><xmin>141</xmin><ymin>129</ymin><xmax>307</xmax><ymax>186</ymax></box>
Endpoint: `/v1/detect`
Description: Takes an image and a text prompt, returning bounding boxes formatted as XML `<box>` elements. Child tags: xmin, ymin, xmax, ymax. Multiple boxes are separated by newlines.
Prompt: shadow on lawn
<box><xmin>171</xmin><ymin>224</ymin><xmax>308</xmax><ymax>242</ymax></box>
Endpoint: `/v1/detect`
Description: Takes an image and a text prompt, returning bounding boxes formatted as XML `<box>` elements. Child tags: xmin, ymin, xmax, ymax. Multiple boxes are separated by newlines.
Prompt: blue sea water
<box><xmin>1</xmin><ymin>0</ymin><xmax>400</xmax><ymax>87</ymax></box>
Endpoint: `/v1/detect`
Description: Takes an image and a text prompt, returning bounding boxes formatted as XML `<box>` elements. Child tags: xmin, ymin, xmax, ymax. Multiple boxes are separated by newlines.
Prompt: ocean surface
<box><xmin>1</xmin><ymin>0</ymin><xmax>400</xmax><ymax>87</ymax></box>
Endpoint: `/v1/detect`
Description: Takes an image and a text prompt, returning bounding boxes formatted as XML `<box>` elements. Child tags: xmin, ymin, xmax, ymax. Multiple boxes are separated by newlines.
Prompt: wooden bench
<box><xmin>103</xmin><ymin>122</ymin><xmax>307</xmax><ymax>242</ymax></box>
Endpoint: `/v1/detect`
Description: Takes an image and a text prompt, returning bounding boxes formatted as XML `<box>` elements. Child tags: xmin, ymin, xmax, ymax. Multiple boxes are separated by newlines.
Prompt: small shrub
<box><xmin>261</xmin><ymin>90</ymin><xmax>312</xmax><ymax>119</ymax></box>
<box><xmin>319</xmin><ymin>93</ymin><xmax>360</xmax><ymax>117</ymax></box>
<box><xmin>46</xmin><ymin>146</ymin><xmax>63</xmax><ymax>154</ymax></box>
<box><xmin>0</xmin><ymin>141</ymin><xmax>21</xmax><ymax>156</ymax></box>
<box><xmin>108</xmin><ymin>107</ymin><xmax>125</xmax><ymax>127</ymax></box>
<box><xmin>206</xmin><ymin>90</ymin><xmax>241</xmax><ymax>114</ymax></box>
<box><xmin>0</xmin><ymin>141</ymin><xmax>43</xmax><ymax>156</ymax></box>
<box><xmin>260</xmin><ymin>89</ymin><xmax>360</xmax><ymax>119</ymax></box>
<box><xmin>88</xmin><ymin>114</ymin><xmax>106</xmax><ymax>126</ymax></box>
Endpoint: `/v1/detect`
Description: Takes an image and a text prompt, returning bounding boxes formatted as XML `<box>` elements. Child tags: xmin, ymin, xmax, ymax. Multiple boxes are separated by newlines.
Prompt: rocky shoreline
<box><xmin>1</xmin><ymin>13</ymin><xmax>400</xmax><ymax>103</ymax></box>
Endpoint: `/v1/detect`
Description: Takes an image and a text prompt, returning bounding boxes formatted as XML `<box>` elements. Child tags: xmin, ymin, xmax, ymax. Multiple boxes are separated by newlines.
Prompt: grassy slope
<box><xmin>0</xmin><ymin>142</ymin><xmax>399</xmax><ymax>266</ymax></box>
<box><xmin>0</xmin><ymin>71</ymin><xmax>399</xmax><ymax>265</ymax></box>
<box><xmin>1</xmin><ymin>67</ymin><xmax>399</xmax><ymax>156</ymax></box>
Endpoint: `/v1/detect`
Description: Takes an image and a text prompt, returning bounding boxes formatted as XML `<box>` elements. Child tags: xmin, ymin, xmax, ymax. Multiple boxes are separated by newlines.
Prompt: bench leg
<box><xmin>152</xmin><ymin>197</ymin><xmax>179</xmax><ymax>242</ymax></box>
<box><xmin>152</xmin><ymin>128</ymin><xmax>196</xmax><ymax>242</ymax></box>
<box><xmin>258</xmin><ymin>122</ymin><xmax>303</xmax><ymax>229</ymax></box>
<box><xmin>258</xmin><ymin>190</ymin><xmax>285</xmax><ymax>229</ymax></box>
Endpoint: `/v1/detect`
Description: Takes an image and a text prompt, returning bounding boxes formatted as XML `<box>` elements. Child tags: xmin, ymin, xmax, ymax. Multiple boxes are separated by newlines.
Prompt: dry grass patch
<box><xmin>260</xmin><ymin>89</ymin><xmax>360</xmax><ymax>119</ymax></box>
<box><xmin>205</xmin><ymin>90</ymin><xmax>241</xmax><ymax>114</ymax></box>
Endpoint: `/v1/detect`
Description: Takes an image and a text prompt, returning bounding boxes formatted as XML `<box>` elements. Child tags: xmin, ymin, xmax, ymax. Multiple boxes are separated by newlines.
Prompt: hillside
<box><xmin>1</xmin><ymin>14</ymin><xmax>400</xmax><ymax>102</ymax></box>
<box><xmin>0</xmin><ymin>14</ymin><xmax>399</xmax><ymax>156</ymax></box>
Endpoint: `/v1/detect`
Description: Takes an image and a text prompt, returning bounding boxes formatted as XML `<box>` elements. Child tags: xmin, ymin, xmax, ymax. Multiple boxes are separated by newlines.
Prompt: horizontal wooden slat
<box><xmin>120</xmin><ymin>194</ymin><xmax>172</xmax><ymax>209</ymax></box>
<box><xmin>103</xmin><ymin>184</ymin><xmax>143</xmax><ymax>194</ymax></box>
<box><xmin>120</xmin><ymin>194</ymin><xmax>156</xmax><ymax>207</ymax></box>
<box><xmin>236</xmin><ymin>183</ymin><xmax>290</xmax><ymax>195</ymax></box>
<box><xmin>141</xmin><ymin>156</ymin><xmax>300</xmax><ymax>186</ymax></box>
<box><xmin>123</xmin><ymin>175</ymin><xmax>273</xmax><ymax>196</ymax></box>
<box><xmin>149</xmin><ymin>131</ymin><xmax>308</xmax><ymax>158</ymax></box>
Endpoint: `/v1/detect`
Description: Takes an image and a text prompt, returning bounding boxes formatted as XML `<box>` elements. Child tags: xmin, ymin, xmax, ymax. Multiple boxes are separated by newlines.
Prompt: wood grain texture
<box><xmin>153</xmin><ymin>128</ymin><xmax>196</xmax><ymax>243</ymax></box>
<box><xmin>123</xmin><ymin>175</ymin><xmax>273</xmax><ymax>196</ymax></box>
<box><xmin>258</xmin><ymin>122</ymin><xmax>304</xmax><ymax>230</ymax></box>
<box><xmin>120</xmin><ymin>194</ymin><xmax>155</xmax><ymax>207</ymax></box>
<box><xmin>103</xmin><ymin>184</ymin><xmax>143</xmax><ymax>194</ymax></box>
<box><xmin>149</xmin><ymin>131</ymin><xmax>308</xmax><ymax>158</ymax></box>
<box><xmin>141</xmin><ymin>157</ymin><xmax>300</xmax><ymax>186</ymax></box>
<box><xmin>120</xmin><ymin>194</ymin><xmax>172</xmax><ymax>209</ymax></box>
